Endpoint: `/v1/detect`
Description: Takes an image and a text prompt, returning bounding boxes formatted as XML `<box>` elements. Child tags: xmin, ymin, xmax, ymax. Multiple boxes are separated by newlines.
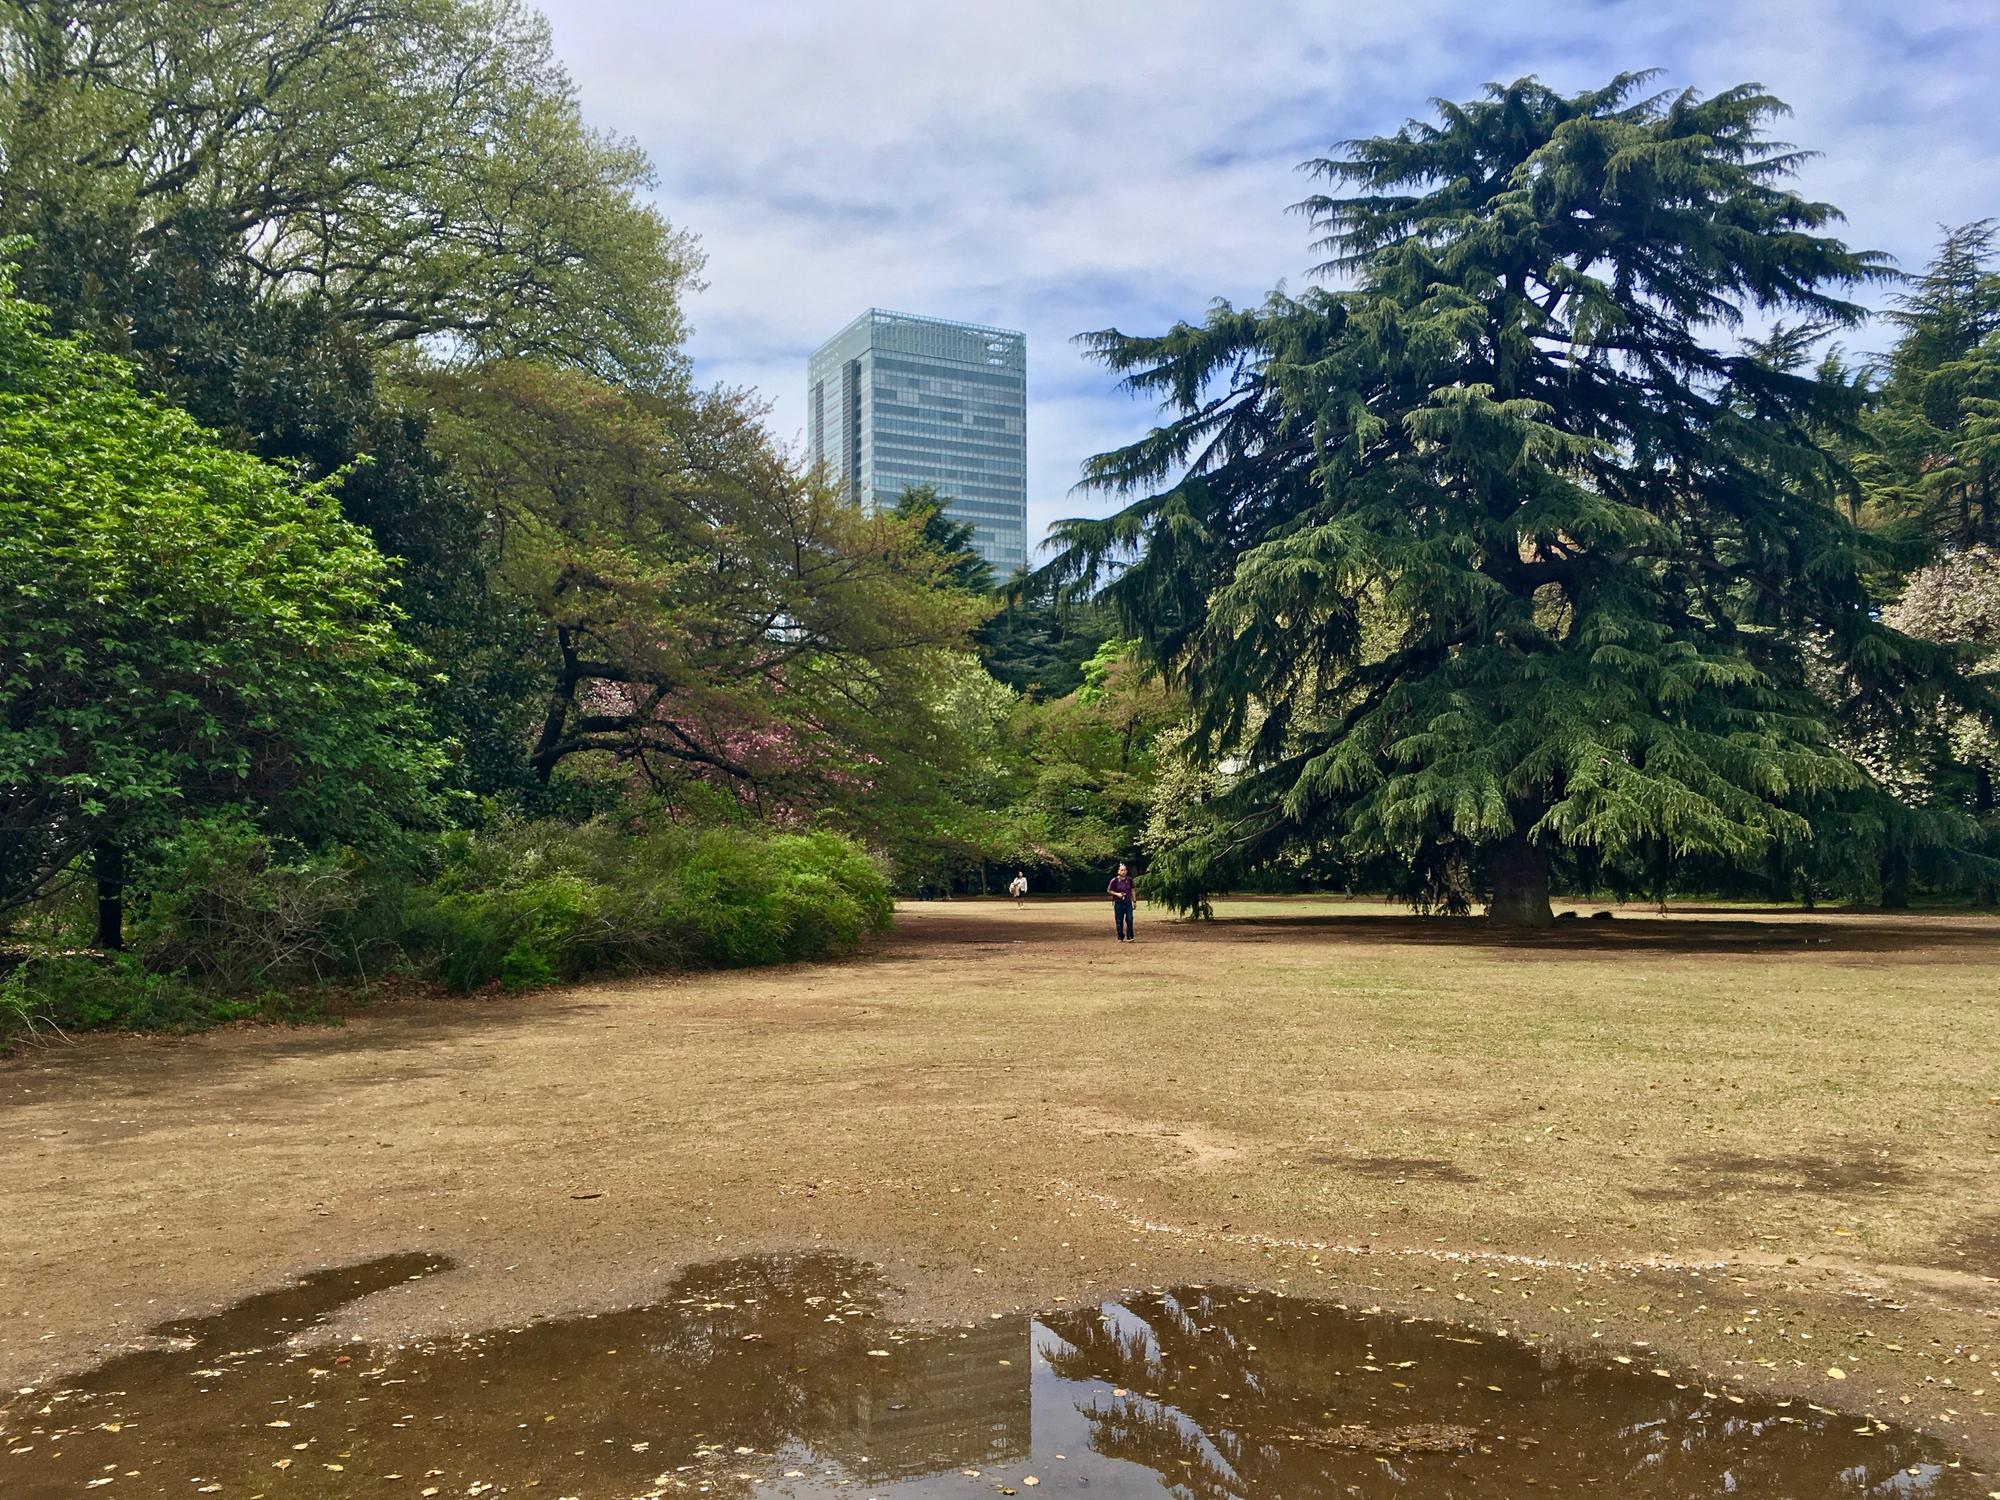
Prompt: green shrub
<box><xmin>418</xmin><ymin>819</ymin><xmax>891</xmax><ymax>991</ymax></box>
<box><xmin>0</xmin><ymin>952</ymin><xmax>303</xmax><ymax>1043</ymax></box>
<box><xmin>429</xmin><ymin>869</ymin><xmax>621</xmax><ymax>991</ymax></box>
<box><xmin>134</xmin><ymin>817</ymin><xmax>362</xmax><ymax>988</ymax></box>
<box><xmin>668</xmin><ymin>830</ymin><xmax>892</xmax><ymax>965</ymax></box>
<box><xmin>1</xmin><ymin>816</ymin><xmax>894</xmax><ymax>1042</ymax></box>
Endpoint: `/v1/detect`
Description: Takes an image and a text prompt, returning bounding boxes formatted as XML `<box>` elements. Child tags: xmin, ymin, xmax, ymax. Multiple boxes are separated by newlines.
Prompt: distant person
<box><xmin>1107</xmin><ymin>862</ymin><xmax>1135</xmax><ymax>942</ymax></box>
<box><xmin>1008</xmin><ymin>871</ymin><xmax>1028</xmax><ymax>905</ymax></box>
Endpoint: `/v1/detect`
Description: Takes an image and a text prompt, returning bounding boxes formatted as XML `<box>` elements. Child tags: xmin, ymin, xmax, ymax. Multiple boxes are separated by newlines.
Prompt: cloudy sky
<box><xmin>536</xmin><ymin>0</ymin><xmax>2000</xmax><ymax>556</ymax></box>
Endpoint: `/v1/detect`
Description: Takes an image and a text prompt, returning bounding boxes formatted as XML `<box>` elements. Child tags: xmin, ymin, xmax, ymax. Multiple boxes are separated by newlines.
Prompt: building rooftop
<box><xmin>817</xmin><ymin>307</ymin><xmax>1026</xmax><ymax>345</ymax></box>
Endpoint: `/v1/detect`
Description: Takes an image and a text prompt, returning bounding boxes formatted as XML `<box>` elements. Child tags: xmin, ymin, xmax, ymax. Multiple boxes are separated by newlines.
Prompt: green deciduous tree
<box><xmin>1050</xmin><ymin>75</ymin><xmax>1993</xmax><ymax>924</ymax></box>
<box><xmin>0</xmin><ymin>256</ymin><xmax>441</xmax><ymax>942</ymax></box>
<box><xmin>0</xmin><ymin>0</ymin><xmax>699</xmax><ymax>387</ymax></box>
<box><xmin>0</xmin><ymin>0</ymin><xmax>702</xmax><ymax>806</ymax></box>
<box><xmin>413</xmin><ymin>361</ymin><xmax>984</xmax><ymax>834</ymax></box>
<box><xmin>1003</xmin><ymin>639</ymin><xmax>1176</xmax><ymax>875</ymax></box>
<box><xmin>911</xmin><ymin>637</ymin><xmax>1180</xmax><ymax>894</ymax></box>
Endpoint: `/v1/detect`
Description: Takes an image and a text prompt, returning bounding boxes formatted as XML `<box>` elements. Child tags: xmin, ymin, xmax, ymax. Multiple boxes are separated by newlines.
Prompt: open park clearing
<box><xmin>3</xmin><ymin>897</ymin><xmax>1998</xmax><ymax>1479</ymax></box>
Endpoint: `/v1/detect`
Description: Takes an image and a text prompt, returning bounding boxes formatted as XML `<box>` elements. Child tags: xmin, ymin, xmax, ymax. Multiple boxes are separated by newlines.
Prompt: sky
<box><xmin>534</xmin><ymin>0</ymin><xmax>2000</xmax><ymax>557</ymax></box>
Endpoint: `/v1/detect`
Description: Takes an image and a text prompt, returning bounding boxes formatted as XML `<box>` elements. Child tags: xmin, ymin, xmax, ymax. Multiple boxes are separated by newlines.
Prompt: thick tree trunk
<box><xmin>93</xmin><ymin>838</ymin><xmax>125</xmax><ymax>952</ymax></box>
<box><xmin>1879</xmin><ymin>846</ymin><xmax>1911</xmax><ymax>910</ymax></box>
<box><xmin>1486</xmin><ymin>831</ymin><xmax>1554</xmax><ymax>927</ymax></box>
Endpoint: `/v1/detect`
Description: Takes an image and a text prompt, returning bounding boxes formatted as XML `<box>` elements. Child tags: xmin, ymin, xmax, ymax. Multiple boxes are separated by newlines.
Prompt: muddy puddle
<box><xmin>3</xmin><ymin>1252</ymin><xmax>1989</xmax><ymax>1498</ymax></box>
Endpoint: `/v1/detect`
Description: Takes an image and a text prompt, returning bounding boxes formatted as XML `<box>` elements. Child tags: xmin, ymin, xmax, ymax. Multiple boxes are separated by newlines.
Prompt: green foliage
<box><xmin>0</xmin><ymin>2</ymin><xmax>1014</xmax><ymax>1033</ymax></box>
<box><xmin>1</xmin><ymin>818</ymin><xmax>896</xmax><ymax>1043</ymax></box>
<box><xmin>0</xmin><ymin>952</ymin><xmax>293</xmax><ymax>1044</ymax></box>
<box><xmin>0</xmin><ymin>0</ymin><xmax>701</xmax><ymax>809</ymax></box>
<box><xmin>892</xmin><ymin>484</ymin><xmax>998</xmax><ymax>595</ymax></box>
<box><xmin>906</xmin><ymin>641</ymin><xmax>1181</xmax><ymax>893</ymax></box>
<box><xmin>413</xmin><ymin>361</ymin><xmax>983</xmax><ymax>834</ymax></box>
<box><xmin>976</xmin><ymin>583</ymin><xmax>1118</xmax><ymax>700</ymax></box>
<box><xmin>119</xmin><ymin>245</ymin><xmax>544</xmax><ymax>803</ymax></box>
<box><xmin>0</xmin><ymin>255</ymin><xmax>443</xmax><ymax>917</ymax></box>
<box><xmin>1855</xmin><ymin>222</ymin><xmax>2000</xmax><ymax>550</ymax></box>
<box><xmin>1049</xmin><ymin>74</ymin><xmax>1995</xmax><ymax>923</ymax></box>
<box><xmin>418</xmin><ymin>820</ymin><xmax>892</xmax><ymax>991</ymax></box>
<box><xmin>131</xmin><ymin>817</ymin><xmax>365</xmax><ymax>990</ymax></box>
<box><xmin>0</xmin><ymin>0</ymin><xmax>699</xmax><ymax>388</ymax></box>
<box><xmin>1822</xmin><ymin>229</ymin><xmax>2000</xmax><ymax>900</ymax></box>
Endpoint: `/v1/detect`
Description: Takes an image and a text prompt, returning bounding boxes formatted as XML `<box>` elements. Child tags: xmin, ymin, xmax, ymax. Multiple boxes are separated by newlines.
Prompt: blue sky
<box><xmin>535</xmin><ymin>0</ymin><xmax>2000</xmax><ymax>556</ymax></box>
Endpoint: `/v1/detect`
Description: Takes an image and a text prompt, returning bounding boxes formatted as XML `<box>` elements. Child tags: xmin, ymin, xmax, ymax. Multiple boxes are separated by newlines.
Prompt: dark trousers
<box><xmin>1113</xmin><ymin>899</ymin><xmax>1134</xmax><ymax>940</ymax></box>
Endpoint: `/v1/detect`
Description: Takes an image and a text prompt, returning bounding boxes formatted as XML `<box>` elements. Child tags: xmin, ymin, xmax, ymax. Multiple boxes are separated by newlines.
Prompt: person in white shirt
<box><xmin>1007</xmin><ymin>871</ymin><xmax>1028</xmax><ymax>905</ymax></box>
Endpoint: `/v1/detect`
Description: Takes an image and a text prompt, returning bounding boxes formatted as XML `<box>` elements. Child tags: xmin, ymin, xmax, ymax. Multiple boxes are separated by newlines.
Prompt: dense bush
<box><xmin>133</xmin><ymin>818</ymin><xmax>365</xmax><ymax>989</ymax></box>
<box><xmin>418</xmin><ymin>820</ymin><xmax>893</xmax><ymax>991</ymax></box>
<box><xmin>0</xmin><ymin>952</ymin><xmax>315</xmax><ymax>1039</ymax></box>
<box><xmin>0</xmin><ymin>816</ymin><xmax>892</xmax><ymax>1048</ymax></box>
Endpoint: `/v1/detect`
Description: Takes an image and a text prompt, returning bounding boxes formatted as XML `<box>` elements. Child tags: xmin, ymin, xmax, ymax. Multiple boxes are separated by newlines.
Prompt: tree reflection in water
<box><xmin>1035</xmin><ymin>1286</ymin><xmax>1980</xmax><ymax>1497</ymax></box>
<box><xmin>1</xmin><ymin>1258</ymin><xmax>1985</xmax><ymax>1499</ymax></box>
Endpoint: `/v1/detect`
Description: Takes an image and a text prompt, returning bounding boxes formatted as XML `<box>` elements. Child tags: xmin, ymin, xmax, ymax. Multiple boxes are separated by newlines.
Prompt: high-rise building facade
<box><xmin>807</xmin><ymin>309</ymin><xmax>1027</xmax><ymax>574</ymax></box>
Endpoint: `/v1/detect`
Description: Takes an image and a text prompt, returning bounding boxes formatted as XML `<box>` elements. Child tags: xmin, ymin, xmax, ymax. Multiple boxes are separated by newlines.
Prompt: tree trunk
<box><xmin>1976</xmin><ymin>765</ymin><xmax>1996</xmax><ymax>907</ymax></box>
<box><xmin>1879</xmin><ymin>846</ymin><xmax>1911</xmax><ymax>909</ymax></box>
<box><xmin>93</xmin><ymin>838</ymin><xmax>125</xmax><ymax>952</ymax></box>
<box><xmin>530</xmin><ymin>629</ymin><xmax>580</xmax><ymax>785</ymax></box>
<box><xmin>1486</xmin><ymin>831</ymin><xmax>1553</xmax><ymax>927</ymax></box>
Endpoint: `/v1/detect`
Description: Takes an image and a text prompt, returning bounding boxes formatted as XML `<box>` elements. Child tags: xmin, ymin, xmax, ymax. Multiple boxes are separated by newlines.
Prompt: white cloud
<box><xmin>536</xmin><ymin>0</ymin><xmax>2000</xmax><ymax>555</ymax></box>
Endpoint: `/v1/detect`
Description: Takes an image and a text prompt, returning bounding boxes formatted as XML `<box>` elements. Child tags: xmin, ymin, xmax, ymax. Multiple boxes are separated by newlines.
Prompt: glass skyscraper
<box><xmin>807</xmin><ymin>309</ymin><xmax>1027</xmax><ymax>574</ymax></box>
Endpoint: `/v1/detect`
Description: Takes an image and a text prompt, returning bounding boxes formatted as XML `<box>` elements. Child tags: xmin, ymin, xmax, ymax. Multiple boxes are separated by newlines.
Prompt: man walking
<box><xmin>1107</xmin><ymin>862</ymin><xmax>1135</xmax><ymax>942</ymax></box>
<box><xmin>1008</xmin><ymin>870</ymin><xmax>1028</xmax><ymax>905</ymax></box>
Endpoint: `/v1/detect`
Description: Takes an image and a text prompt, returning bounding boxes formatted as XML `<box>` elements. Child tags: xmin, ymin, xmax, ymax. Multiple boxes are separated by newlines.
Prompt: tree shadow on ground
<box><xmin>1628</xmin><ymin>1148</ymin><xmax>1918</xmax><ymax>1203</ymax></box>
<box><xmin>887</xmin><ymin>907</ymin><xmax>2000</xmax><ymax>956</ymax></box>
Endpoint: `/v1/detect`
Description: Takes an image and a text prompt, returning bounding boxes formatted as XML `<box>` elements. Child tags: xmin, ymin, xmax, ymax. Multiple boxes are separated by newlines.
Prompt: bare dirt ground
<box><xmin>4</xmin><ymin>897</ymin><xmax>1998</xmax><ymax>1461</ymax></box>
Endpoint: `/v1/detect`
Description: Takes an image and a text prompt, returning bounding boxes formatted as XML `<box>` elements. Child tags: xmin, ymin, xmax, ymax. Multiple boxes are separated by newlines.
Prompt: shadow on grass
<box><xmin>1629</xmin><ymin>1148</ymin><xmax>1918</xmax><ymax>1203</ymax></box>
<box><xmin>889</xmin><ymin>906</ymin><xmax>2000</xmax><ymax>956</ymax></box>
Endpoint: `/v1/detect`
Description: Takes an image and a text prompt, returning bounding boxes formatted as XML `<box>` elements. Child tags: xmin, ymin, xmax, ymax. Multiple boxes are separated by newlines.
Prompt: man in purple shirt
<box><xmin>1107</xmin><ymin>862</ymin><xmax>1135</xmax><ymax>942</ymax></box>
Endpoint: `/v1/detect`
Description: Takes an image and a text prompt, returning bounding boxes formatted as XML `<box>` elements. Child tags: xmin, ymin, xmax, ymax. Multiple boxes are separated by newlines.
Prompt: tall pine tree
<box><xmin>1856</xmin><ymin>221</ymin><xmax>2000</xmax><ymax>548</ymax></box>
<box><xmin>1050</xmin><ymin>75</ymin><xmax>1993</xmax><ymax>924</ymax></box>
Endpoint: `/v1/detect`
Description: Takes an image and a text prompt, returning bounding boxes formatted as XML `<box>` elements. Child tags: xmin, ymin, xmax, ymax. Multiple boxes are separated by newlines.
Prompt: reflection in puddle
<box><xmin>2</xmin><ymin>1253</ymin><xmax>1988</xmax><ymax>1497</ymax></box>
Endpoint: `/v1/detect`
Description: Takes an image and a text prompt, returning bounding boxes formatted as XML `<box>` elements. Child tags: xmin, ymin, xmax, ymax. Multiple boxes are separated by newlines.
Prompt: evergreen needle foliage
<box><xmin>1048</xmin><ymin>74</ymin><xmax>1997</xmax><ymax>923</ymax></box>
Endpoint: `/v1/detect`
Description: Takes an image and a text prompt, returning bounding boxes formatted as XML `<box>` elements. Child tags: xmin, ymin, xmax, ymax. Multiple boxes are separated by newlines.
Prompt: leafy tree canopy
<box><xmin>0</xmin><ymin>0</ymin><xmax>701</xmax><ymax>808</ymax></box>
<box><xmin>976</xmin><ymin>582</ymin><xmax>1119</xmax><ymax>701</ymax></box>
<box><xmin>1049</xmin><ymin>74</ymin><xmax>1995</xmax><ymax>923</ymax></box>
<box><xmin>0</xmin><ymin>253</ymin><xmax>441</xmax><ymax>920</ymax></box>
<box><xmin>412</xmin><ymin>361</ymin><xmax>985</xmax><ymax>835</ymax></box>
<box><xmin>0</xmin><ymin>0</ymin><xmax>699</xmax><ymax>388</ymax></box>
